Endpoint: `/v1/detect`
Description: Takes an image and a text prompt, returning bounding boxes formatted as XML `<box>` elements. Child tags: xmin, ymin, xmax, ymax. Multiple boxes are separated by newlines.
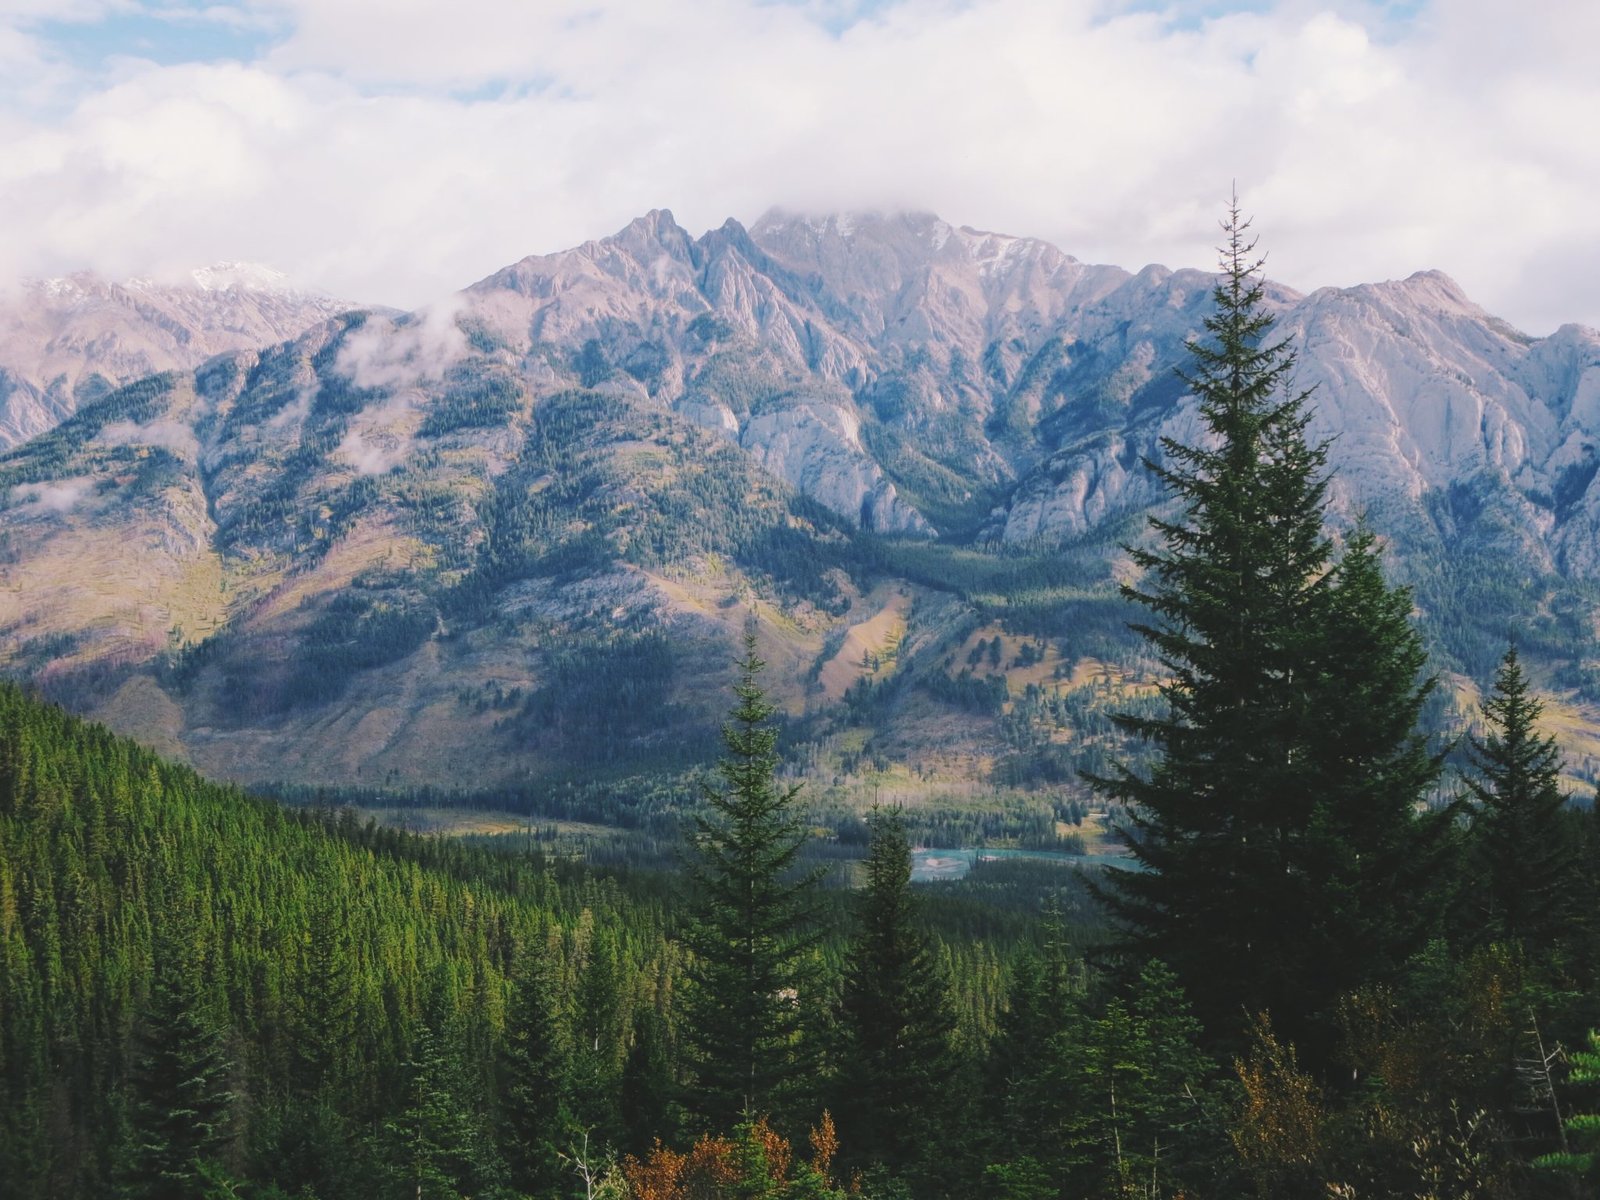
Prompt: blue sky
<box><xmin>1</xmin><ymin>0</ymin><xmax>1596</xmax><ymax>333</ymax></box>
<box><xmin>23</xmin><ymin>2</ymin><xmax>1426</xmax><ymax>75</ymax></box>
<box><xmin>36</xmin><ymin>9</ymin><xmax>277</xmax><ymax>73</ymax></box>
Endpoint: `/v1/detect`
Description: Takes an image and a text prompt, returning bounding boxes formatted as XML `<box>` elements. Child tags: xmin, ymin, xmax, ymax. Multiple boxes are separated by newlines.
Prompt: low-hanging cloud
<box><xmin>10</xmin><ymin>476</ymin><xmax>95</xmax><ymax>515</ymax></box>
<box><xmin>0</xmin><ymin>2</ymin><xmax>1596</xmax><ymax>334</ymax></box>
<box><xmin>95</xmin><ymin>418</ymin><xmax>200</xmax><ymax>456</ymax></box>
<box><xmin>265</xmin><ymin>385</ymin><xmax>316</xmax><ymax>432</ymax></box>
<box><xmin>334</xmin><ymin>298</ymin><xmax>469</xmax><ymax>392</ymax></box>
<box><xmin>337</xmin><ymin>425</ymin><xmax>410</xmax><ymax>476</ymax></box>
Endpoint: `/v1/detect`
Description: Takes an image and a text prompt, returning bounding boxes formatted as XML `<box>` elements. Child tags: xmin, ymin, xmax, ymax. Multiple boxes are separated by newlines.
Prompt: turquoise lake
<box><xmin>910</xmin><ymin>847</ymin><xmax>1140</xmax><ymax>882</ymax></box>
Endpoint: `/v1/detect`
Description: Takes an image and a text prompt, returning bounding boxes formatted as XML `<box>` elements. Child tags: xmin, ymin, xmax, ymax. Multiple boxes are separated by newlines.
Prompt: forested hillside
<box><xmin>8</xmin><ymin>632</ymin><xmax>1600</xmax><ymax>1199</ymax></box>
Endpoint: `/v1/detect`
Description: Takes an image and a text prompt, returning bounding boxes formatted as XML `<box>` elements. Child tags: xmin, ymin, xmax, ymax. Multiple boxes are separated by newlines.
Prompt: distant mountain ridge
<box><xmin>0</xmin><ymin>265</ymin><xmax>359</xmax><ymax>448</ymax></box>
<box><xmin>1</xmin><ymin>209</ymin><xmax>1598</xmax><ymax>794</ymax></box>
<box><xmin>463</xmin><ymin>208</ymin><xmax>1600</xmax><ymax>568</ymax></box>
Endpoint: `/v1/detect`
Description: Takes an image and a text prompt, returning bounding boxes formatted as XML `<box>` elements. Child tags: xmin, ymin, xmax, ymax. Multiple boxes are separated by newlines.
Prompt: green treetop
<box><xmin>683</xmin><ymin>632</ymin><xmax>821</xmax><ymax>1131</ymax></box>
<box><xmin>1090</xmin><ymin>198</ymin><xmax>1441</xmax><ymax>1055</ymax></box>
<box><xmin>1465</xmin><ymin>644</ymin><xmax>1575</xmax><ymax>948</ymax></box>
<box><xmin>835</xmin><ymin>806</ymin><xmax>956</xmax><ymax>1188</ymax></box>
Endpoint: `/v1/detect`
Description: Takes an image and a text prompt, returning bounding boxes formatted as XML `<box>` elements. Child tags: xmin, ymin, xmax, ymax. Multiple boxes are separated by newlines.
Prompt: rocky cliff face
<box><xmin>0</xmin><ymin>265</ymin><xmax>358</xmax><ymax>448</ymax></box>
<box><xmin>3</xmin><ymin>210</ymin><xmax>1599</xmax><ymax>790</ymax></box>
<box><xmin>975</xmin><ymin>262</ymin><xmax>1600</xmax><ymax>578</ymax></box>
<box><xmin>464</xmin><ymin>207</ymin><xmax>1600</xmax><ymax>578</ymax></box>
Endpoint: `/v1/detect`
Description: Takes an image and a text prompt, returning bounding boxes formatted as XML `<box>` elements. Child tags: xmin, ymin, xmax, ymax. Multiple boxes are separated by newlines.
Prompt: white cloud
<box><xmin>0</xmin><ymin>1</ymin><xmax>1595</xmax><ymax>333</ymax></box>
<box><xmin>334</xmin><ymin>298</ymin><xmax>468</xmax><ymax>391</ymax></box>
<box><xmin>10</xmin><ymin>476</ymin><xmax>96</xmax><ymax>514</ymax></box>
<box><xmin>337</xmin><ymin>424</ymin><xmax>408</xmax><ymax>475</ymax></box>
<box><xmin>264</xmin><ymin>383</ymin><xmax>313</xmax><ymax>430</ymax></box>
<box><xmin>95</xmin><ymin>417</ymin><xmax>200</xmax><ymax>455</ymax></box>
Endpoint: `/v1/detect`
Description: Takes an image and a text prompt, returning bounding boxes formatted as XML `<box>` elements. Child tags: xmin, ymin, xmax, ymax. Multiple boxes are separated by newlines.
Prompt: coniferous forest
<box><xmin>10</xmin><ymin>209</ymin><xmax>1600</xmax><ymax>1200</ymax></box>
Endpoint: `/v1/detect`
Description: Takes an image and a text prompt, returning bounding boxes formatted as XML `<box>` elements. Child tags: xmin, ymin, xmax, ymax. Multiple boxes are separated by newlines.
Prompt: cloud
<box><xmin>336</xmin><ymin>424</ymin><xmax>408</xmax><ymax>475</ymax></box>
<box><xmin>263</xmin><ymin>383</ymin><xmax>313</xmax><ymax>430</ymax></box>
<box><xmin>10</xmin><ymin>476</ymin><xmax>95</xmax><ymax>514</ymax></box>
<box><xmin>96</xmin><ymin>417</ymin><xmax>199</xmax><ymax>454</ymax></box>
<box><xmin>334</xmin><ymin>297</ymin><xmax>468</xmax><ymax>391</ymax></box>
<box><xmin>0</xmin><ymin>2</ymin><xmax>1596</xmax><ymax>333</ymax></box>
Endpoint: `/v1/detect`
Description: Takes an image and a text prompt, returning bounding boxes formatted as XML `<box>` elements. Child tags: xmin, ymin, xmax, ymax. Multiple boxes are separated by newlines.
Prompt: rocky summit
<box><xmin>1</xmin><ymin>209</ymin><xmax>1598</xmax><ymax>793</ymax></box>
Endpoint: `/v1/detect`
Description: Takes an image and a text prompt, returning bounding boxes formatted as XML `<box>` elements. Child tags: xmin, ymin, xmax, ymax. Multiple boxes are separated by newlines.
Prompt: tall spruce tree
<box><xmin>498</xmin><ymin>949</ymin><xmax>571</xmax><ymax>1198</ymax></box>
<box><xmin>373</xmin><ymin>1019</ymin><xmax>506</xmax><ymax>1200</ymax></box>
<box><xmin>619</xmin><ymin>1007</ymin><xmax>676</xmax><ymax>1156</ymax></box>
<box><xmin>264</xmin><ymin>888</ymin><xmax>362</xmax><ymax>1198</ymax></box>
<box><xmin>683</xmin><ymin>632</ymin><xmax>821</xmax><ymax>1131</ymax></box>
<box><xmin>116</xmin><ymin>932</ymin><xmax>237</xmax><ymax>1200</ymax></box>
<box><xmin>1089</xmin><ymin>199</ymin><xmax>1439</xmax><ymax>1051</ymax></box>
<box><xmin>1464</xmin><ymin>645</ymin><xmax>1575</xmax><ymax>947</ymax></box>
<box><xmin>1297</xmin><ymin>525</ymin><xmax>1447</xmax><ymax>1000</ymax></box>
<box><xmin>835</xmin><ymin>807</ymin><xmax>956</xmax><ymax>1185</ymax></box>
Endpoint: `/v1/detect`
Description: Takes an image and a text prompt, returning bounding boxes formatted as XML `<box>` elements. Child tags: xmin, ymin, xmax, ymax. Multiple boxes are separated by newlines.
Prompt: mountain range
<box><xmin>2</xmin><ymin>210</ymin><xmax>1597</xmax><ymax>797</ymax></box>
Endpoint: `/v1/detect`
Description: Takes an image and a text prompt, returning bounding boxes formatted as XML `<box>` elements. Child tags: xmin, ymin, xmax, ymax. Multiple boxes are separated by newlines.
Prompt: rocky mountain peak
<box><xmin>607</xmin><ymin>208</ymin><xmax>697</xmax><ymax>263</ymax></box>
<box><xmin>8</xmin><ymin>209</ymin><xmax>1600</xmax><ymax>791</ymax></box>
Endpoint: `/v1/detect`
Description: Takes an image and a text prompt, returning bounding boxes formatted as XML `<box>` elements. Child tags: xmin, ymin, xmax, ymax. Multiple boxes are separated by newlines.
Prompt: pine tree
<box><xmin>264</xmin><ymin>888</ymin><xmax>362</xmax><ymax>1197</ymax></box>
<box><xmin>374</xmin><ymin>1020</ymin><xmax>506</xmax><ymax>1200</ymax></box>
<box><xmin>620</xmin><ymin>1007</ymin><xmax>675</xmax><ymax>1157</ymax></box>
<box><xmin>682</xmin><ymin>632</ymin><xmax>821</xmax><ymax>1131</ymax></box>
<box><xmin>116</xmin><ymin>933</ymin><xmax>237</xmax><ymax>1200</ymax></box>
<box><xmin>499</xmin><ymin>950</ymin><xmax>571</xmax><ymax>1198</ymax></box>
<box><xmin>1464</xmin><ymin>644</ymin><xmax>1575</xmax><ymax>947</ymax></box>
<box><xmin>571</xmin><ymin>925</ymin><xmax>625</xmax><ymax>1143</ymax></box>
<box><xmin>294</xmin><ymin>888</ymin><xmax>358</xmax><ymax>1099</ymax></box>
<box><xmin>835</xmin><ymin>807</ymin><xmax>956</xmax><ymax>1185</ymax></box>
<box><xmin>1089</xmin><ymin>199</ymin><xmax>1439</xmax><ymax>1050</ymax></box>
<box><xmin>980</xmin><ymin>900</ymin><xmax>1081</xmax><ymax>1190</ymax></box>
<box><xmin>1296</xmin><ymin>525</ymin><xmax>1449</xmax><ymax>1011</ymax></box>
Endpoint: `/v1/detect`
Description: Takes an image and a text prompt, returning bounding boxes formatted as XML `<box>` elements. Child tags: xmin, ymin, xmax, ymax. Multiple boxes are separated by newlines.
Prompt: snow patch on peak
<box><xmin>28</xmin><ymin>263</ymin><xmax>302</xmax><ymax>297</ymax></box>
<box><xmin>36</xmin><ymin>274</ymin><xmax>92</xmax><ymax>298</ymax></box>
<box><xmin>955</xmin><ymin>227</ymin><xmax>1031</xmax><ymax>276</ymax></box>
<box><xmin>190</xmin><ymin>262</ymin><xmax>292</xmax><ymax>293</ymax></box>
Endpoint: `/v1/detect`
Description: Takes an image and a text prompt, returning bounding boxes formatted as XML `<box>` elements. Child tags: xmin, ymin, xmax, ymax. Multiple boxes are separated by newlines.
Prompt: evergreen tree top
<box><xmin>683</xmin><ymin>628</ymin><xmax>823</xmax><ymax>1129</ymax></box>
<box><xmin>1088</xmin><ymin>198</ymin><xmax>1443</xmax><ymax>1055</ymax></box>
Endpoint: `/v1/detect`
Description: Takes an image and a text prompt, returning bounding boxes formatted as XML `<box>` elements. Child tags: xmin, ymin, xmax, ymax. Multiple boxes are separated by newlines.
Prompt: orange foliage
<box><xmin>753</xmin><ymin>1116</ymin><xmax>791</xmax><ymax>1182</ymax></box>
<box><xmin>1232</xmin><ymin>1013</ymin><xmax>1326</xmax><ymax>1196</ymax></box>
<box><xmin>622</xmin><ymin>1114</ymin><xmax>846</xmax><ymax>1199</ymax></box>
<box><xmin>808</xmin><ymin>1111</ymin><xmax>838</xmax><ymax>1187</ymax></box>
<box><xmin>622</xmin><ymin>1131</ymin><xmax>752</xmax><ymax>1200</ymax></box>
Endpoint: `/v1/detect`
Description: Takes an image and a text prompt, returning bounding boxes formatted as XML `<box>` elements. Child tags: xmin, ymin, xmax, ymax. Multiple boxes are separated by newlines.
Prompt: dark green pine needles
<box><xmin>1089</xmin><ymin>198</ymin><xmax>1444</xmax><ymax>1055</ymax></box>
<box><xmin>115</xmin><ymin>928</ymin><xmax>236</xmax><ymax>1200</ymax></box>
<box><xmin>682</xmin><ymin>632</ymin><xmax>822</xmax><ymax>1130</ymax></box>
<box><xmin>835</xmin><ymin>807</ymin><xmax>956</xmax><ymax>1185</ymax></box>
<box><xmin>1466</xmin><ymin>644</ymin><xmax>1577</xmax><ymax>948</ymax></box>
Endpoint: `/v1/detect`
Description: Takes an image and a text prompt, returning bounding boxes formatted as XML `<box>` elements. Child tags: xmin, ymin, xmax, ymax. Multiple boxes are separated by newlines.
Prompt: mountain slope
<box><xmin>2</xmin><ymin>210</ymin><xmax>1599</xmax><ymax>795</ymax></box>
<box><xmin>0</xmin><ymin>679</ymin><xmax>673</xmax><ymax>1195</ymax></box>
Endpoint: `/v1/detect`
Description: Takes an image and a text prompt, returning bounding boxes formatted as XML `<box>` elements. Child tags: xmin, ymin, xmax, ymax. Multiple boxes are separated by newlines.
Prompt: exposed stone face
<box><xmin>739</xmin><ymin>397</ymin><xmax>930</xmax><ymax>535</ymax></box>
<box><xmin>10</xmin><ymin>210</ymin><xmax>1600</xmax><ymax>572</ymax></box>
<box><xmin>8</xmin><ymin>210</ymin><xmax>1600</xmax><ymax>788</ymax></box>
<box><xmin>972</xmin><ymin>259</ymin><xmax>1600</xmax><ymax>578</ymax></box>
